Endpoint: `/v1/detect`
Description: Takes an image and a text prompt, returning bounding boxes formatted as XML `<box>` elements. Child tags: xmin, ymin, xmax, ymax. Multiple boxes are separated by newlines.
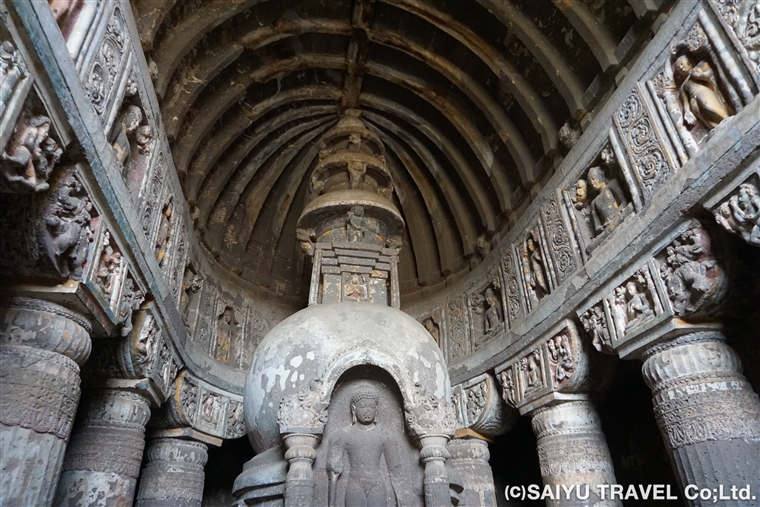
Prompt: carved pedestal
<box><xmin>531</xmin><ymin>401</ymin><xmax>621</xmax><ymax>507</ymax></box>
<box><xmin>419</xmin><ymin>434</ymin><xmax>452</xmax><ymax>507</ymax></box>
<box><xmin>0</xmin><ymin>297</ymin><xmax>91</xmax><ymax>507</ymax></box>
<box><xmin>54</xmin><ymin>388</ymin><xmax>151</xmax><ymax>506</ymax></box>
<box><xmin>282</xmin><ymin>433</ymin><xmax>319</xmax><ymax>507</ymax></box>
<box><xmin>448</xmin><ymin>438</ymin><xmax>496</xmax><ymax>507</ymax></box>
<box><xmin>641</xmin><ymin>331</ymin><xmax>760</xmax><ymax>507</ymax></box>
<box><xmin>135</xmin><ymin>438</ymin><xmax>208</xmax><ymax>507</ymax></box>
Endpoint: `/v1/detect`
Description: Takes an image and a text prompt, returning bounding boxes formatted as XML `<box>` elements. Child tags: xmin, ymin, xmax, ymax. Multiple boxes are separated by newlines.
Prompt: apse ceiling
<box><xmin>133</xmin><ymin>0</ymin><xmax>666</xmax><ymax>299</ymax></box>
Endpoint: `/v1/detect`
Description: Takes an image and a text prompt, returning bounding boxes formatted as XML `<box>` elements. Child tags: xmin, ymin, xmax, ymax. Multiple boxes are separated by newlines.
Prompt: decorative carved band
<box><xmin>0</xmin><ymin>346</ymin><xmax>80</xmax><ymax>439</ymax></box>
<box><xmin>63</xmin><ymin>430</ymin><xmax>146</xmax><ymax>477</ymax></box>
<box><xmin>640</xmin><ymin>330</ymin><xmax>725</xmax><ymax>359</ymax></box>
<box><xmin>2</xmin><ymin>296</ymin><xmax>92</xmax><ymax>333</ymax></box>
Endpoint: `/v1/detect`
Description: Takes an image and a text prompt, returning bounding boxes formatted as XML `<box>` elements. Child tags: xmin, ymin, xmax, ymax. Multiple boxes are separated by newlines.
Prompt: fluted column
<box><xmin>641</xmin><ymin>331</ymin><xmax>760</xmax><ymax>507</ymax></box>
<box><xmin>531</xmin><ymin>401</ymin><xmax>621</xmax><ymax>507</ymax></box>
<box><xmin>54</xmin><ymin>388</ymin><xmax>152</xmax><ymax>506</ymax></box>
<box><xmin>0</xmin><ymin>297</ymin><xmax>91</xmax><ymax>507</ymax></box>
<box><xmin>448</xmin><ymin>437</ymin><xmax>496</xmax><ymax>507</ymax></box>
<box><xmin>135</xmin><ymin>438</ymin><xmax>208</xmax><ymax>507</ymax></box>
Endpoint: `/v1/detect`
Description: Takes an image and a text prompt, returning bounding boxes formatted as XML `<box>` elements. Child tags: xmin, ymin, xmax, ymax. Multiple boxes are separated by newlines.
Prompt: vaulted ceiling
<box><xmin>132</xmin><ymin>0</ymin><xmax>664</xmax><ymax>298</ymax></box>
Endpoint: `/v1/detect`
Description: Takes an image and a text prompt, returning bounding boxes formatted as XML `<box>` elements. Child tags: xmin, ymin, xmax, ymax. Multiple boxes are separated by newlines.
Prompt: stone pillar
<box><xmin>0</xmin><ymin>297</ymin><xmax>91</xmax><ymax>507</ymax></box>
<box><xmin>448</xmin><ymin>437</ymin><xmax>496</xmax><ymax>507</ymax></box>
<box><xmin>135</xmin><ymin>438</ymin><xmax>208</xmax><ymax>507</ymax></box>
<box><xmin>641</xmin><ymin>331</ymin><xmax>760</xmax><ymax>506</ymax></box>
<box><xmin>54</xmin><ymin>388</ymin><xmax>152</xmax><ymax>506</ymax></box>
<box><xmin>282</xmin><ymin>433</ymin><xmax>319</xmax><ymax>507</ymax></box>
<box><xmin>531</xmin><ymin>401</ymin><xmax>621</xmax><ymax>507</ymax></box>
<box><xmin>419</xmin><ymin>434</ymin><xmax>452</xmax><ymax>507</ymax></box>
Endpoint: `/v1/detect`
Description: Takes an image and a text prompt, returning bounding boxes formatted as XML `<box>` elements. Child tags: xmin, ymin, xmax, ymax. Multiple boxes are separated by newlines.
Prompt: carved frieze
<box><xmin>500</xmin><ymin>248</ymin><xmax>525</xmax><ymax>326</ymax></box>
<box><xmin>117</xmin><ymin>273</ymin><xmax>144</xmax><ymax>338</ymax></box>
<box><xmin>179</xmin><ymin>262</ymin><xmax>203</xmax><ymax>331</ymax></box>
<box><xmin>580</xmin><ymin>302</ymin><xmax>614</xmax><ymax>354</ymax></box>
<box><xmin>451</xmin><ymin>373</ymin><xmax>517</xmax><ymax>439</ymax></box>
<box><xmin>84</xmin><ymin>6</ymin><xmax>129</xmax><ymax>124</ymax></box>
<box><xmin>607</xmin><ymin>267</ymin><xmax>663</xmax><ymax>341</ymax></box>
<box><xmin>710</xmin><ymin>0</ymin><xmax>760</xmax><ymax>78</ymax></box>
<box><xmin>656</xmin><ymin>220</ymin><xmax>727</xmax><ymax>317</ymax></box>
<box><xmin>1</xmin><ymin>113</ymin><xmax>62</xmax><ymax>193</ymax></box>
<box><xmin>714</xmin><ymin>175</ymin><xmax>760</xmax><ymax>247</ymax></box>
<box><xmin>446</xmin><ymin>296</ymin><xmax>470</xmax><ymax>363</ymax></box>
<box><xmin>277</xmin><ymin>379</ymin><xmax>328</xmax><ymax>434</ymax></box>
<box><xmin>139</xmin><ymin>151</ymin><xmax>165</xmax><ymax>241</ymax></box>
<box><xmin>226</xmin><ymin>401</ymin><xmax>246</xmax><ymax>439</ymax></box>
<box><xmin>93</xmin><ymin>230</ymin><xmax>124</xmax><ymax>308</ymax></box>
<box><xmin>495</xmin><ymin>320</ymin><xmax>601</xmax><ymax>413</ymax></box>
<box><xmin>419</xmin><ymin>307</ymin><xmax>444</xmax><ymax>350</ymax></box>
<box><xmin>193</xmin><ymin>282</ymin><xmax>217</xmax><ymax>355</ymax></box>
<box><xmin>540</xmin><ymin>194</ymin><xmax>578</xmax><ymax>286</ymax></box>
<box><xmin>0</xmin><ymin>38</ymin><xmax>29</xmax><ymax>122</ymax></box>
<box><xmin>0</xmin><ymin>167</ymin><xmax>97</xmax><ymax>280</ymax></box>
<box><xmin>518</xmin><ymin>225</ymin><xmax>552</xmax><ymax>310</ymax></box>
<box><xmin>169</xmin><ymin>222</ymin><xmax>188</xmax><ymax>301</ymax></box>
<box><xmin>404</xmin><ymin>381</ymin><xmax>456</xmax><ymax>439</ymax></box>
<box><xmin>617</xmin><ymin>87</ymin><xmax>677</xmax><ymax>202</ymax></box>
<box><xmin>214</xmin><ymin>302</ymin><xmax>240</xmax><ymax>365</ymax></box>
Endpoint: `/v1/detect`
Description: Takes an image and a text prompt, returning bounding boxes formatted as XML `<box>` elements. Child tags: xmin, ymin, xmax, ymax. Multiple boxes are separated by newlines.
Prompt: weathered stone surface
<box><xmin>0</xmin><ymin>298</ymin><xmax>91</xmax><ymax>507</ymax></box>
<box><xmin>135</xmin><ymin>438</ymin><xmax>208</xmax><ymax>507</ymax></box>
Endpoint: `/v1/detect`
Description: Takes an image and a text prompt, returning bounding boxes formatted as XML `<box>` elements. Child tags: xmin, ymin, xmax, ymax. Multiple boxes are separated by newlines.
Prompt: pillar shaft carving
<box><xmin>641</xmin><ymin>331</ymin><xmax>760</xmax><ymax>506</ymax></box>
<box><xmin>531</xmin><ymin>401</ymin><xmax>621</xmax><ymax>507</ymax></box>
<box><xmin>419</xmin><ymin>434</ymin><xmax>452</xmax><ymax>507</ymax></box>
<box><xmin>282</xmin><ymin>433</ymin><xmax>319</xmax><ymax>507</ymax></box>
<box><xmin>448</xmin><ymin>438</ymin><xmax>496</xmax><ymax>507</ymax></box>
<box><xmin>0</xmin><ymin>297</ymin><xmax>91</xmax><ymax>507</ymax></box>
<box><xmin>54</xmin><ymin>388</ymin><xmax>151</xmax><ymax>507</ymax></box>
<box><xmin>135</xmin><ymin>438</ymin><xmax>208</xmax><ymax>507</ymax></box>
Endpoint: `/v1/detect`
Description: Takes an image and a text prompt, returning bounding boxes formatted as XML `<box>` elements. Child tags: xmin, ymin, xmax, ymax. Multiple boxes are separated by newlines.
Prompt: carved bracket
<box><xmin>451</xmin><ymin>373</ymin><xmax>518</xmax><ymax>439</ymax></box>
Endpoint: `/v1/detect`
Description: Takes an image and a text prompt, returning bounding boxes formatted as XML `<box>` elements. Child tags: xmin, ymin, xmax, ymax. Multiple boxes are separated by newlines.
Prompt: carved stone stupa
<box><xmin>234</xmin><ymin>112</ymin><xmax>456</xmax><ymax>507</ymax></box>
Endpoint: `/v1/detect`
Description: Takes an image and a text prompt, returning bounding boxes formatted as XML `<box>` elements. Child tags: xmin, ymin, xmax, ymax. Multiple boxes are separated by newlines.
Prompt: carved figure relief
<box><xmin>520</xmin><ymin>348</ymin><xmax>544</xmax><ymax>396</ymax></box>
<box><xmin>343</xmin><ymin>273</ymin><xmax>369</xmax><ymax>301</ymax></box>
<box><xmin>468</xmin><ymin>280</ymin><xmax>504</xmax><ymax>349</ymax></box>
<box><xmin>564</xmin><ymin>144</ymin><xmax>634</xmax><ymax>254</ymax></box>
<box><xmin>118</xmin><ymin>275</ymin><xmax>144</xmax><ymax>337</ymax></box>
<box><xmin>154</xmin><ymin>197</ymin><xmax>173</xmax><ymax>269</ymax></box>
<box><xmin>547</xmin><ymin>331</ymin><xmax>575</xmax><ymax>389</ymax></box>
<box><xmin>199</xmin><ymin>391</ymin><xmax>224</xmax><ymax>434</ymax></box>
<box><xmin>2</xmin><ymin>114</ymin><xmax>62</xmax><ymax>192</ymax></box>
<box><xmin>609</xmin><ymin>269</ymin><xmax>660</xmax><ymax>338</ymax></box>
<box><xmin>110</xmin><ymin>103</ymin><xmax>151</xmax><ymax>169</ymax></box>
<box><xmin>674</xmin><ymin>54</ymin><xmax>732</xmax><ymax>130</ymax></box>
<box><xmin>580</xmin><ymin>303</ymin><xmax>613</xmax><ymax>354</ymax></box>
<box><xmin>157</xmin><ymin>342</ymin><xmax>177</xmax><ymax>395</ymax></box>
<box><xmin>520</xmin><ymin>228</ymin><xmax>550</xmax><ymax>307</ymax></box>
<box><xmin>558</xmin><ymin>121</ymin><xmax>581</xmax><ymax>153</ymax></box>
<box><xmin>37</xmin><ymin>169</ymin><xmax>94</xmax><ymax>279</ymax></box>
<box><xmin>179</xmin><ymin>378</ymin><xmax>199</xmax><ymax>423</ymax></box>
<box><xmin>658</xmin><ymin>222</ymin><xmax>727</xmax><ymax>316</ymax></box>
<box><xmin>497</xmin><ymin>367</ymin><xmax>517</xmax><ymax>407</ymax></box>
<box><xmin>420</xmin><ymin>314</ymin><xmax>441</xmax><ymax>347</ymax></box>
<box><xmin>345</xmin><ymin>205</ymin><xmax>379</xmax><ymax>244</ymax></box>
<box><xmin>95</xmin><ymin>231</ymin><xmax>123</xmax><ymax>301</ymax></box>
<box><xmin>0</xmin><ymin>39</ymin><xmax>28</xmax><ymax>119</ymax></box>
<box><xmin>226</xmin><ymin>401</ymin><xmax>245</xmax><ymax>439</ymax></box>
<box><xmin>133</xmin><ymin>313</ymin><xmax>159</xmax><ymax>376</ymax></box>
<box><xmin>325</xmin><ymin>386</ymin><xmax>407</xmax><ymax>507</ymax></box>
<box><xmin>465</xmin><ymin>380</ymin><xmax>488</xmax><ymax>424</ymax></box>
<box><xmin>715</xmin><ymin>179</ymin><xmax>760</xmax><ymax>246</ymax></box>
<box><xmin>215</xmin><ymin>306</ymin><xmax>238</xmax><ymax>363</ymax></box>
<box><xmin>180</xmin><ymin>265</ymin><xmax>203</xmax><ymax>327</ymax></box>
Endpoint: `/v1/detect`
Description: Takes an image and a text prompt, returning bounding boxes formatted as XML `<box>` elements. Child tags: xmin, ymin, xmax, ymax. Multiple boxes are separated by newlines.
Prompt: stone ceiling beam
<box><xmin>203</xmin><ymin>114</ymin><xmax>337</xmax><ymax>255</ymax></box>
<box><xmin>361</xmin><ymin>94</ymin><xmax>496</xmax><ymax>236</ymax></box>
<box><xmin>132</xmin><ymin>0</ymin><xmax>180</xmax><ymax>51</ymax></box>
<box><xmin>341</xmin><ymin>0</ymin><xmax>375</xmax><ymax>110</ymax></box>
<box><xmin>368</xmin><ymin>121</ymin><xmax>462</xmax><ymax>275</ymax></box>
<box><xmin>383</xmin><ymin>0</ymin><xmax>558</xmax><ymax>153</ymax></box>
<box><xmin>551</xmin><ymin>0</ymin><xmax>620</xmax><ymax>72</ymax></box>
<box><xmin>194</xmin><ymin>106</ymin><xmax>339</xmax><ymax>229</ymax></box>
<box><xmin>220</xmin><ymin>124</ymin><xmax>334</xmax><ymax>271</ymax></box>
<box><xmin>151</xmin><ymin>0</ymin><xmax>260</xmax><ymax>97</ymax></box>
<box><xmin>363</xmin><ymin>110</ymin><xmax>477</xmax><ymax>259</ymax></box>
<box><xmin>475</xmin><ymin>0</ymin><xmax>587</xmax><ymax>117</ymax></box>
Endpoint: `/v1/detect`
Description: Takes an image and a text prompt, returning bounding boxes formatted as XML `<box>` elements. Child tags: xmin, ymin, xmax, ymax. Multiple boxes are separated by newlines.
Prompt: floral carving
<box><xmin>85</xmin><ymin>7</ymin><xmax>126</xmax><ymax>118</ymax></box>
<box><xmin>541</xmin><ymin>194</ymin><xmax>577</xmax><ymax>284</ymax></box>
<box><xmin>446</xmin><ymin>297</ymin><xmax>470</xmax><ymax>362</ymax></box>
<box><xmin>277</xmin><ymin>379</ymin><xmax>328</xmax><ymax>432</ymax></box>
<box><xmin>0</xmin><ymin>39</ymin><xmax>28</xmax><ymax>118</ymax></box>
<box><xmin>500</xmin><ymin>250</ymin><xmax>524</xmax><ymax>325</ymax></box>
